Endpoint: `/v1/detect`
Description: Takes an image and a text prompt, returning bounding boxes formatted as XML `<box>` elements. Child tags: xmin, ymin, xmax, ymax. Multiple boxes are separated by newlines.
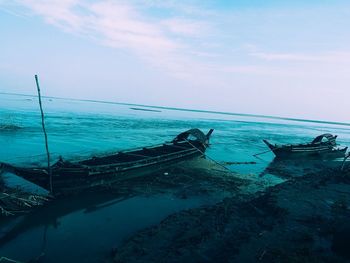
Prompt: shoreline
<box><xmin>111</xmin><ymin>166</ymin><xmax>350</xmax><ymax>263</ymax></box>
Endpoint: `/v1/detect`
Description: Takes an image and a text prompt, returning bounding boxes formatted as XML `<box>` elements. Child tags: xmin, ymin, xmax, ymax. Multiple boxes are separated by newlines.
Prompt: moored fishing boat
<box><xmin>263</xmin><ymin>134</ymin><xmax>347</xmax><ymax>159</ymax></box>
<box><xmin>0</xmin><ymin>128</ymin><xmax>214</xmax><ymax>196</ymax></box>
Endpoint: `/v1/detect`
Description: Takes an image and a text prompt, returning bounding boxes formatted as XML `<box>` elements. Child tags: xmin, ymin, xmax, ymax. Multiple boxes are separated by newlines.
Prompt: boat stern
<box><xmin>205</xmin><ymin>129</ymin><xmax>214</xmax><ymax>146</ymax></box>
<box><xmin>263</xmin><ymin>139</ymin><xmax>276</xmax><ymax>150</ymax></box>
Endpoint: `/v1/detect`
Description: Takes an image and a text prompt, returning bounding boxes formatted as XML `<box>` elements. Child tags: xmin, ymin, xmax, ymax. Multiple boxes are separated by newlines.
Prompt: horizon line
<box><xmin>1</xmin><ymin>91</ymin><xmax>349</xmax><ymax>127</ymax></box>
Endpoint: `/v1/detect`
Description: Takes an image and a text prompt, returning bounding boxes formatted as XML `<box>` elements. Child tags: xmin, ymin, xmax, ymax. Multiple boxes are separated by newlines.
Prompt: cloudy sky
<box><xmin>1</xmin><ymin>0</ymin><xmax>350</xmax><ymax>122</ymax></box>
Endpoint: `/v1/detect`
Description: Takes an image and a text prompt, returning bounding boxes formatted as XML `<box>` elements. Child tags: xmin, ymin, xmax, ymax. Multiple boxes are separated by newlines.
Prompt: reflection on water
<box><xmin>260</xmin><ymin>158</ymin><xmax>347</xmax><ymax>178</ymax></box>
<box><xmin>0</xmin><ymin>192</ymin><xmax>212</xmax><ymax>263</ymax></box>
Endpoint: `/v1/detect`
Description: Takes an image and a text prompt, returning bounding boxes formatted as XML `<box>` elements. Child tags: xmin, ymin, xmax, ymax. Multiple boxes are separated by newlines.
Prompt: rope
<box><xmin>220</xmin><ymin>161</ymin><xmax>256</xmax><ymax>165</ymax></box>
<box><xmin>253</xmin><ymin>149</ymin><xmax>273</xmax><ymax>157</ymax></box>
<box><xmin>183</xmin><ymin>139</ymin><xmax>236</xmax><ymax>175</ymax></box>
<box><xmin>0</xmin><ymin>257</ymin><xmax>23</xmax><ymax>263</ymax></box>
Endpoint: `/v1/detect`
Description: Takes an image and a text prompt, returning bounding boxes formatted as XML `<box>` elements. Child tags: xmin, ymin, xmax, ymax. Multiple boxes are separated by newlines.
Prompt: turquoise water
<box><xmin>1</xmin><ymin>93</ymin><xmax>350</xmax><ymax>262</ymax></box>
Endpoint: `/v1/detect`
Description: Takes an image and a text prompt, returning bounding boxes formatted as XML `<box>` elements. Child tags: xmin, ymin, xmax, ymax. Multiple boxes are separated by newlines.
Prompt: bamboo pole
<box><xmin>35</xmin><ymin>75</ymin><xmax>53</xmax><ymax>194</ymax></box>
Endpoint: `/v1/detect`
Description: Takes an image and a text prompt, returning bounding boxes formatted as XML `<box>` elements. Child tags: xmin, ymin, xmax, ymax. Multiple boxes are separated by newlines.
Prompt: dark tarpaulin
<box><xmin>311</xmin><ymin>134</ymin><xmax>337</xmax><ymax>145</ymax></box>
<box><xmin>172</xmin><ymin>129</ymin><xmax>208</xmax><ymax>144</ymax></box>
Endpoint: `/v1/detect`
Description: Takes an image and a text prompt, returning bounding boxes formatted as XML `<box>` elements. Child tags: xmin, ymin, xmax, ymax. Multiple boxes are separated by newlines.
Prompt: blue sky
<box><xmin>0</xmin><ymin>0</ymin><xmax>350</xmax><ymax>122</ymax></box>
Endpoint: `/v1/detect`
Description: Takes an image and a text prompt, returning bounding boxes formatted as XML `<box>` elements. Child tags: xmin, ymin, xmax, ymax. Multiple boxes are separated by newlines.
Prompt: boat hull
<box><xmin>263</xmin><ymin>139</ymin><xmax>348</xmax><ymax>159</ymax></box>
<box><xmin>1</xmin><ymin>129</ymin><xmax>213</xmax><ymax>196</ymax></box>
<box><xmin>272</xmin><ymin>148</ymin><xmax>347</xmax><ymax>159</ymax></box>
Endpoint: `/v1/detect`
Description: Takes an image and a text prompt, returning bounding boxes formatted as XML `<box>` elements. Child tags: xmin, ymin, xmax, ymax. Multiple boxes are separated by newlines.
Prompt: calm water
<box><xmin>1</xmin><ymin>93</ymin><xmax>350</xmax><ymax>262</ymax></box>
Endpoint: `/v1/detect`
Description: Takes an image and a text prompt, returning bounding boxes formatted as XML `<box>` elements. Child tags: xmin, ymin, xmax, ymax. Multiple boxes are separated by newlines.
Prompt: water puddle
<box><xmin>0</xmin><ymin>193</ymin><xmax>213</xmax><ymax>262</ymax></box>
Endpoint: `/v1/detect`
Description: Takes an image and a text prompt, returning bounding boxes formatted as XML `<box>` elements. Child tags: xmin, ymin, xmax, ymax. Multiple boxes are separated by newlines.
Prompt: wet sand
<box><xmin>111</xmin><ymin>165</ymin><xmax>350</xmax><ymax>263</ymax></box>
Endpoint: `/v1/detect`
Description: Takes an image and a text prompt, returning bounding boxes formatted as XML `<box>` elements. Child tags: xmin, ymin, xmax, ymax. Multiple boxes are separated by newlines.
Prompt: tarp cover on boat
<box><xmin>311</xmin><ymin>134</ymin><xmax>337</xmax><ymax>145</ymax></box>
<box><xmin>172</xmin><ymin>129</ymin><xmax>208</xmax><ymax>143</ymax></box>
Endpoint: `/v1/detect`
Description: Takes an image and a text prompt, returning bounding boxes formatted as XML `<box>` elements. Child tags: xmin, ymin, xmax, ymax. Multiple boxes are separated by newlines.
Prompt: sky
<box><xmin>0</xmin><ymin>0</ymin><xmax>350</xmax><ymax>122</ymax></box>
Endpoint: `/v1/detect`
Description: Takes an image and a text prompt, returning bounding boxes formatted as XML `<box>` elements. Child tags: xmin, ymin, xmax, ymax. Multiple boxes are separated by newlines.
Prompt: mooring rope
<box><xmin>183</xmin><ymin>139</ymin><xmax>236</xmax><ymax>175</ymax></box>
<box><xmin>253</xmin><ymin>149</ymin><xmax>273</xmax><ymax>157</ymax></box>
<box><xmin>0</xmin><ymin>256</ymin><xmax>23</xmax><ymax>263</ymax></box>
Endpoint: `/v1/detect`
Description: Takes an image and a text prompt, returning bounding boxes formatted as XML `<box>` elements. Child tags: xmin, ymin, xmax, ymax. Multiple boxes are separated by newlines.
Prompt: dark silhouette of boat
<box><xmin>0</xmin><ymin>128</ymin><xmax>214</xmax><ymax>196</ymax></box>
<box><xmin>263</xmin><ymin>134</ymin><xmax>347</xmax><ymax>159</ymax></box>
<box><xmin>0</xmin><ymin>191</ymin><xmax>132</xmax><ymax>246</ymax></box>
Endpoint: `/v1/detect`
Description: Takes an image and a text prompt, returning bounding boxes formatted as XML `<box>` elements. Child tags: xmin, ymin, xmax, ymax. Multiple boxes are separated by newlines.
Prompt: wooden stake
<box><xmin>35</xmin><ymin>75</ymin><xmax>53</xmax><ymax>194</ymax></box>
<box><xmin>341</xmin><ymin>152</ymin><xmax>350</xmax><ymax>171</ymax></box>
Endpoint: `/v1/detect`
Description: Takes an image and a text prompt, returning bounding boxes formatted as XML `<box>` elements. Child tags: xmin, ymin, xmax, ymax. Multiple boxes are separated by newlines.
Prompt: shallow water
<box><xmin>0</xmin><ymin>93</ymin><xmax>350</xmax><ymax>262</ymax></box>
<box><xmin>0</xmin><ymin>193</ymin><xmax>214</xmax><ymax>263</ymax></box>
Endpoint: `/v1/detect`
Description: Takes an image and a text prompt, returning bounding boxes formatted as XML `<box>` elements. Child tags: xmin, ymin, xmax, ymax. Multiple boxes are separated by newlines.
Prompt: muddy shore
<box><xmin>111</xmin><ymin>164</ymin><xmax>350</xmax><ymax>263</ymax></box>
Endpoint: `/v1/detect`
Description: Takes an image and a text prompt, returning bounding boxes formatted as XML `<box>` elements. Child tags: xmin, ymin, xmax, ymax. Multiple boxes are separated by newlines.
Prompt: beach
<box><xmin>0</xmin><ymin>94</ymin><xmax>350</xmax><ymax>262</ymax></box>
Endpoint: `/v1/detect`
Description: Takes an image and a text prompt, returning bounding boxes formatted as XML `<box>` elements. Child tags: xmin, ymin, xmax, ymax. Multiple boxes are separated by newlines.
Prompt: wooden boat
<box><xmin>0</xmin><ymin>128</ymin><xmax>214</xmax><ymax>196</ymax></box>
<box><xmin>263</xmin><ymin>134</ymin><xmax>348</xmax><ymax>159</ymax></box>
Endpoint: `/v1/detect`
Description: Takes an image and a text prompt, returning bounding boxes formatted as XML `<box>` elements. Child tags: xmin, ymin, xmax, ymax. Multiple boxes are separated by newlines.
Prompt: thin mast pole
<box><xmin>35</xmin><ymin>75</ymin><xmax>53</xmax><ymax>194</ymax></box>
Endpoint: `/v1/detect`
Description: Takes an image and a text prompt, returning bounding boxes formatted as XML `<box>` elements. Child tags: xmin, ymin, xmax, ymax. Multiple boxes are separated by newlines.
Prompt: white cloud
<box><xmin>161</xmin><ymin>18</ymin><xmax>210</xmax><ymax>37</ymax></box>
<box><xmin>250</xmin><ymin>52</ymin><xmax>321</xmax><ymax>62</ymax></box>
<box><xmin>250</xmin><ymin>51</ymin><xmax>350</xmax><ymax>65</ymax></box>
<box><xmin>2</xmin><ymin>0</ymin><xmax>350</xmax><ymax>121</ymax></box>
<box><xmin>7</xmin><ymin>1</ymin><xmax>198</xmax><ymax>73</ymax></box>
<box><xmin>8</xmin><ymin>0</ymin><xmax>350</xmax><ymax>79</ymax></box>
<box><xmin>135</xmin><ymin>0</ymin><xmax>216</xmax><ymax>16</ymax></box>
<box><xmin>237</xmin><ymin>50</ymin><xmax>350</xmax><ymax>81</ymax></box>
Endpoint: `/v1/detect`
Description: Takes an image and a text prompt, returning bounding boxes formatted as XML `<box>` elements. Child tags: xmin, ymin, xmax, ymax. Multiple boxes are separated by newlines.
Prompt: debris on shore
<box><xmin>0</xmin><ymin>178</ymin><xmax>49</xmax><ymax>216</ymax></box>
<box><xmin>0</xmin><ymin>188</ymin><xmax>49</xmax><ymax>216</ymax></box>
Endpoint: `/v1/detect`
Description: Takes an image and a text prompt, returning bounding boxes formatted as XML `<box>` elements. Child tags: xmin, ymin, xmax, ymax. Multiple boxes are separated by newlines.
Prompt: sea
<box><xmin>0</xmin><ymin>93</ymin><xmax>350</xmax><ymax>262</ymax></box>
